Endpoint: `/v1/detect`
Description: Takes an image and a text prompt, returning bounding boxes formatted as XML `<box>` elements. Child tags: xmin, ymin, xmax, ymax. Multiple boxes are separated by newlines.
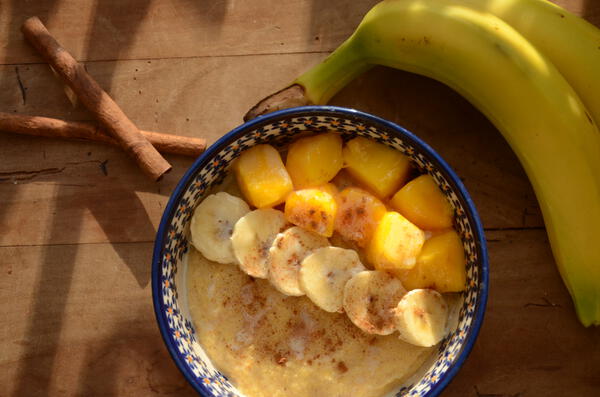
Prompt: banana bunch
<box><xmin>191</xmin><ymin>191</ymin><xmax>450</xmax><ymax>346</ymax></box>
<box><xmin>245</xmin><ymin>0</ymin><xmax>600</xmax><ymax>327</ymax></box>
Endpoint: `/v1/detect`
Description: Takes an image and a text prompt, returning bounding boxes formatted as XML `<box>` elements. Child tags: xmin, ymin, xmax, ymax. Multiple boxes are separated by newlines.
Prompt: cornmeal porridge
<box><xmin>187</xmin><ymin>249</ymin><xmax>434</xmax><ymax>397</ymax></box>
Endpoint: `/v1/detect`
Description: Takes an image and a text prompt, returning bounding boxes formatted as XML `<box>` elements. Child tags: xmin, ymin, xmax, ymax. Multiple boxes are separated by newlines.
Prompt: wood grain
<box><xmin>1</xmin><ymin>0</ymin><xmax>599</xmax><ymax>396</ymax></box>
<box><xmin>0</xmin><ymin>0</ymin><xmax>380</xmax><ymax>64</ymax></box>
<box><xmin>0</xmin><ymin>243</ymin><xmax>196</xmax><ymax>396</ymax></box>
<box><xmin>445</xmin><ymin>229</ymin><xmax>600</xmax><ymax>397</ymax></box>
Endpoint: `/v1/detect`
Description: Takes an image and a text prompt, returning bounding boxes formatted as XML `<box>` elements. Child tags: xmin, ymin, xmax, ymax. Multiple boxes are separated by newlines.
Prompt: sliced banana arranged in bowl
<box><xmin>300</xmin><ymin>247</ymin><xmax>366</xmax><ymax>313</ymax></box>
<box><xmin>190</xmin><ymin>192</ymin><xmax>250</xmax><ymax>264</ymax></box>
<box><xmin>268</xmin><ymin>226</ymin><xmax>329</xmax><ymax>296</ymax></box>
<box><xmin>189</xmin><ymin>192</ymin><xmax>454</xmax><ymax>347</ymax></box>
<box><xmin>231</xmin><ymin>208</ymin><xmax>287</xmax><ymax>278</ymax></box>
<box><xmin>343</xmin><ymin>270</ymin><xmax>407</xmax><ymax>335</ymax></box>
<box><xmin>394</xmin><ymin>289</ymin><xmax>449</xmax><ymax>347</ymax></box>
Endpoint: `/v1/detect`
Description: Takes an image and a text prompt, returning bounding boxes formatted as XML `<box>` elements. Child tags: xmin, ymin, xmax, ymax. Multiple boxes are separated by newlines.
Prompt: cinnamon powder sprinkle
<box><xmin>275</xmin><ymin>352</ymin><xmax>288</xmax><ymax>366</ymax></box>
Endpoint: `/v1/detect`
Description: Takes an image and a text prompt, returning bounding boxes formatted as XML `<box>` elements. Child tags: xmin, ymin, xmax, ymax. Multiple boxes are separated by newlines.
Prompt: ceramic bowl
<box><xmin>152</xmin><ymin>106</ymin><xmax>489</xmax><ymax>397</ymax></box>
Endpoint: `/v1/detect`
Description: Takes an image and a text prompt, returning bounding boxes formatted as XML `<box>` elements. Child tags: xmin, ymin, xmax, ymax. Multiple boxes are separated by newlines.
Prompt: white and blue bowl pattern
<box><xmin>152</xmin><ymin>106</ymin><xmax>489</xmax><ymax>397</ymax></box>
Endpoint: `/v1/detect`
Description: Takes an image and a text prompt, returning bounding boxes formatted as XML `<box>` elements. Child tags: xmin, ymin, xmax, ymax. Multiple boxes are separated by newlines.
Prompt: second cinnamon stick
<box><xmin>21</xmin><ymin>16</ymin><xmax>171</xmax><ymax>181</ymax></box>
<box><xmin>0</xmin><ymin>112</ymin><xmax>206</xmax><ymax>157</ymax></box>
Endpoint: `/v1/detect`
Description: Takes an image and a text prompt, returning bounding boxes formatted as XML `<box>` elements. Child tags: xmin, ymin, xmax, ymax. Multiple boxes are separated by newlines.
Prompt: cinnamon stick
<box><xmin>0</xmin><ymin>112</ymin><xmax>206</xmax><ymax>157</ymax></box>
<box><xmin>21</xmin><ymin>16</ymin><xmax>171</xmax><ymax>181</ymax></box>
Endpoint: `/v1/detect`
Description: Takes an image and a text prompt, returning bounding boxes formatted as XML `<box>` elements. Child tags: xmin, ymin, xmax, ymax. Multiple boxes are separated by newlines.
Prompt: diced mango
<box><xmin>286</xmin><ymin>133</ymin><xmax>343</xmax><ymax>188</ymax></box>
<box><xmin>317</xmin><ymin>182</ymin><xmax>339</xmax><ymax>197</ymax></box>
<box><xmin>334</xmin><ymin>187</ymin><xmax>387</xmax><ymax>248</ymax></box>
<box><xmin>233</xmin><ymin>144</ymin><xmax>293</xmax><ymax>208</ymax></box>
<box><xmin>395</xmin><ymin>230</ymin><xmax>466</xmax><ymax>292</ymax></box>
<box><xmin>390</xmin><ymin>174</ymin><xmax>454</xmax><ymax>230</ymax></box>
<box><xmin>331</xmin><ymin>169</ymin><xmax>361</xmax><ymax>191</ymax></box>
<box><xmin>284</xmin><ymin>184</ymin><xmax>338</xmax><ymax>237</ymax></box>
<box><xmin>367</xmin><ymin>211</ymin><xmax>425</xmax><ymax>270</ymax></box>
<box><xmin>342</xmin><ymin>137</ymin><xmax>411</xmax><ymax>198</ymax></box>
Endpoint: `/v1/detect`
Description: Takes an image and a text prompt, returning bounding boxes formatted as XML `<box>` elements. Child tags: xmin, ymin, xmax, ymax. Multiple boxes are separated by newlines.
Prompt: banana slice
<box><xmin>190</xmin><ymin>192</ymin><xmax>250</xmax><ymax>264</ymax></box>
<box><xmin>394</xmin><ymin>289</ymin><xmax>449</xmax><ymax>347</ymax></box>
<box><xmin>300</xmin><ymin>247</ymin><xmax>366</xmax><ymax>312</ymax></box>
<box><xmin>268</xmin><ymin>226</ymin><xmax>329</xmax><ymax>296</ymax></box>
<box><xmin>343</xmin><ymin>270</ymin><xmax>406</xmax><ymax>335</ymax></box>
<box><xmin>231</xmin><ymin>208</ymin><xmax>287</xmax><ymax>278</ymax></box>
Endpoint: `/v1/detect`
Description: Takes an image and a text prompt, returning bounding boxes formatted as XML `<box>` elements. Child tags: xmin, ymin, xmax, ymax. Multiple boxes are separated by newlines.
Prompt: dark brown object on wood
<box><xmin>21</xmin><ymin>16</ymin><xmax>172</xmax><ymax>180</ymax></box>
<box><xmin>0</xmin><ymin>112</ymin><xmax>206</xmax><ymax>157</ymax></box>
<box><xmin>243</xmin><ymin>84</ymin><xmax>310</xmax><ymax>121</ymax></box>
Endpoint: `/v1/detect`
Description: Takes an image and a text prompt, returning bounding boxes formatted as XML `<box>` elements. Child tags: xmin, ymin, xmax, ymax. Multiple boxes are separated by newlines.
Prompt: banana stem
<box><xmin>244</xmin><ymin>34</ymin><xmax>371</xmax><ymax>120</ymax></box>
<box><xmin>295</xmin><ymin>37</ymin><xmax>372</xmax><ymax>105</ymax></box>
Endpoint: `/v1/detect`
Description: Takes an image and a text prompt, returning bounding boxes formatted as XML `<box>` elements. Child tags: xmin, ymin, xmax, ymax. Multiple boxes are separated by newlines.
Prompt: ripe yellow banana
<box><xmin>433</xmin><ymin>0</ymin><xmax>600</xmax><ymax>128</ymax></box>
<box><xmin>246</xmin><ymin>0</ymin><xmax>600</xmax><ymax>326</ymax></box>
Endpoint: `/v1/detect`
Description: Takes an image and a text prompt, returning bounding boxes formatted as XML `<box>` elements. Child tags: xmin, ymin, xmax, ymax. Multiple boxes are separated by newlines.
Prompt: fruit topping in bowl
<box><xmin>342</xmin><ymin>136</ymin><xmax>411</xmax><ymax>198</ymax></box>
<box><xmin>190</xmin><ymin>132</ymin><xmax>467</xmax><ymax>344</ymax></box>
<box><xmin>284</xmin><ymin>184</ymin><xmax>338</xmax><ymax>237</ymax></box>
<box><xmin>334</xmin><ymin>187</ymin><xmax>387</xmax><ymax>248</ymax></box>
<box><xmin>233</xmin><ymin>144</ymin><xmax>293</xmax><ymax>208</ymax></box>
<box><xmin>286</xmin><ymin>132</ymin><xmax>344</xmax><ymax>188</ymax></box>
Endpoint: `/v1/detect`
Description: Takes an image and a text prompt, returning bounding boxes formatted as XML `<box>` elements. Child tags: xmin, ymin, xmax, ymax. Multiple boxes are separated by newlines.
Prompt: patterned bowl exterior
<box><xmin>152</xmin><ymin>106</ymin><xmax>489</xmax><ymax>397</ymax></box>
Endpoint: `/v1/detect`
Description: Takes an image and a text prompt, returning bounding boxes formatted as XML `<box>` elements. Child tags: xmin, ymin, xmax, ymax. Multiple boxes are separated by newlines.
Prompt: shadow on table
<box><xmin>0</xmin><ymin>0</ymin><xmax>65</xmax><ymax>128</ymax></box>
<box><xmin>582</xmin><ymin>0</ymin><xmax>600</xmax><ymax>27</ymax></box>
<box><xmin>0</xmin><ymin>0</ymin><xmax>61</xmax><ymax>65</ymax></box>
<box><xmin>0</xmin><ymin>0</ymin><xmax>229</xmax><ymax>110</ymax></box>
<box><xmin>0</xmin><ymin>0</ymin><xmax>62</xmax><ymax>145</ymax></box>
<box><xmin>84</xmin><ymin>0</ymin><xmax>153</xmax><ymax>93</ymax></box>
<box><xmin>84</xmin><ymin>0</ymin><xmax>228</xmax><ymax>92</ymax></box>
<box><xmin>307</xmin><ymin>0</ymin><xmax>378</xmax><ymax>49</ymax></box>
<box><xmin>6</xmin><ymin>152</ymin><xmax>191</xmax><ymax>397</ymax></box>
<box><xmin>9</xmin><ymin>180</ymin><xmax>84</xmax><ymax>396</ymax></box>
<box><xmin>76</xmin><ymin>318</ymin><xmax>196</xmax><ymax>396</ymax></box>
<box><xmin>8</xmin><ymin>187</ymin><xmax>148</xmax><ymax>397</ymax></box>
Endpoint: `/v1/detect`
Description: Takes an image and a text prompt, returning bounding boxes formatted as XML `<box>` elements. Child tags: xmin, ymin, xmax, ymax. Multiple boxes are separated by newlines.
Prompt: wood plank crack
<box><xmin>0</xmin><ymin>49</ymin><xmax>333</xmax><ymax>67</ymax></box>
<box><xmin>0</xmin><ymin>160</ymin><xmax>107</xmax><ymax>183</ymax></box>
<box><xmin>14</xmin><ymin>66</ymin><xmax>27</xmax><ymax>105</ymax></box>
<box><xmin>0</xmin><ymin>166</ymin><xmax>65</xmax><ymax>182</ymax></box>
<box><xmin>523</xmin><ymin>297</ymin><xmax>561</xmax><ymax>308</ymax></box>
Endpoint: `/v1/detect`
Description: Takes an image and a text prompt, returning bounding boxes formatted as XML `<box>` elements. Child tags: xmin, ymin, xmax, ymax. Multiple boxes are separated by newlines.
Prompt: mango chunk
<box><xmin>284</xmin><ymin>185</ymin><xmax>338</xmax><ymax>237</ymax></box>
<box><xmin>234</xmin><ymin>144</ymin><xmax>293</xmax><ymax>208</ymax></box>
<box><xmin>334</xmin><ymin>187</ymin><xmax>387</xmax><ymax>248</ymax></box>
<box><xmin>396</xmin><ymin>230</ymin><xmax>466</xmax><ymax>292</ymax></box>
<box><xmin>331</xmin><ymin>169</ymin><xmax>361</xmax><ymax>191</ymax></box>
<box><xmin>390</xmin><ymin>174</ymin><xmax>454</xmax><ymax>230</ymax></box>
<box><xmin>343</xmin><ymin>137</ymin><xmax>411</xmax><ymax>198</ymax></box>
<box><xmin>368</xmin><ymin>211</ymin><xmax>425</xmax><ymax>270</ymax></box>
<box><xmin>286</xmin><ymin>133</ymin><xmax>343</xmax><ymax>188</ymax></box>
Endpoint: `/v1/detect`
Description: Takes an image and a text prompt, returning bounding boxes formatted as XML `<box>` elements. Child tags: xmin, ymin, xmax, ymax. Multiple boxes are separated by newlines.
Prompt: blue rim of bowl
<box><xmin>152</xmin><ymin>105</ymin><xmax>489</xmax><ymax>397</ymax></box>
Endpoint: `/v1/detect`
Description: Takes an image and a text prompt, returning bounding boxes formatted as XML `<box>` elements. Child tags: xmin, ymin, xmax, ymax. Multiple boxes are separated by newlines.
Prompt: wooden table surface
<box><xmin>1</xmin><ymin>1</ymin><xmax>599</xmax><ymax>396</ymax></box>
